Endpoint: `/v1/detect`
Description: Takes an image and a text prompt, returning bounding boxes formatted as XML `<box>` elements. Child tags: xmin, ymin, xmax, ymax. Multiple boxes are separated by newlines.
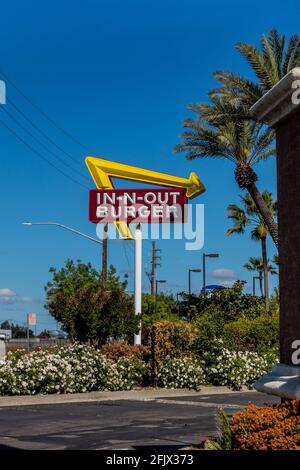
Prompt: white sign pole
<box><xmin>134</xmin><ymin>224</ymin><xmax>142</xmax><ymax>345</ymax></box>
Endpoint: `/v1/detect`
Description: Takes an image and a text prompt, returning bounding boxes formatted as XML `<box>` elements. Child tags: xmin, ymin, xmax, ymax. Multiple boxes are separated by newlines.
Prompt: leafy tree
<box><xmin>223</xmin><ymin>313</ymin><xmax>279</xmax><ymax>353</ymax></box>
<box><xmin>0</xmin><ymin>322</ymin><xmax>34</xmax><ymax>338</ymax></box>
<box><xmin>45</xmin><ymin>260</ymin><xmax>139</xmax><ymax>345</ymax></box>
<box><xmin>226</xmin><ymin>191</ymin><xmax>277</xmax><ymax>311</ymax></box>
<box><xmin>38</xmin><ymin>329</ymin><xmax>51</xmax><ymax>338</ymax></box>
<box><xmin>0</xmin><ymin>320</ymin><xmax>11</xmax><ymax>330</ymax></box>
<box><xmin>142</xmin><ymin>292</ymin><xmax>180</xmax><ymax>327</ymax></box>
<box><xmin>181</xmin><ymin>281</ymin><xmax>264</xmax><ymax>321</ymax></box>
<box><xmin>190</xmin><ymin>281</ymin><xmax>265</xmax><ymax>356</ymax></box>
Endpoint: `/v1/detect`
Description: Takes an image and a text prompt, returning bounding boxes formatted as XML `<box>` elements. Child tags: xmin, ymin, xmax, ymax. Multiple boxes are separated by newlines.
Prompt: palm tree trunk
<box><xmin>261</xmin><ymin>236</ymin><xmax>269</xmax><ymax>312</ymax></box>
<box><xmin>247</xmin><ymin>183</ymin><xmax>278</xmax><ymax>248</ymax></box>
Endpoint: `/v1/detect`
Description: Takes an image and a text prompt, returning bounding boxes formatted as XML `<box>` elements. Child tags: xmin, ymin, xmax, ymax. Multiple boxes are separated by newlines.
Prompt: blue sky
<box><xmin>0</xmin><ymin>0</ymin><xmax>296</xmax><ymax>332</ymax></box>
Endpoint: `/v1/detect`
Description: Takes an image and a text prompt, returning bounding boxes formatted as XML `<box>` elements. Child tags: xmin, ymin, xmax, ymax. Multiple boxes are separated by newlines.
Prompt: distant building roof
<box><xmin>201</xmin><ymin>284</ymin><xmax>226</xmax><ymax>294</ymax></box>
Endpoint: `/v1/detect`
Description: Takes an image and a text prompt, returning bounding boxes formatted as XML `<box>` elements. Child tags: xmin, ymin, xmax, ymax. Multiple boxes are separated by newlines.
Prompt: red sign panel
<box><xmin>89</xmin><ymin>188</ymin><xmax>187</xmax><ymax>223</ymax></box>
<box><xmin>27</xmin><ymin>313</ymin><xmax>36</xmax><ymax>326</ymax></box>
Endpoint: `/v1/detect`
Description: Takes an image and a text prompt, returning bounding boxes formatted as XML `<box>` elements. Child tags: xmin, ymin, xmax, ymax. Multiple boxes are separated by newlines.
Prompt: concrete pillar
<box><xmin>251</xmin><ymin>68</ymin><xmax>300</xmax><ymax>399</ymax></box>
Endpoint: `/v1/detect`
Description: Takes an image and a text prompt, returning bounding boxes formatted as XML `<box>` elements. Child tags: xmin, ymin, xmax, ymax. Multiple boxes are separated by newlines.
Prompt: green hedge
<box><xmin>223</xmin><ymin>313</ymin><xmax>279</xmax><ymax>353</ymax></box>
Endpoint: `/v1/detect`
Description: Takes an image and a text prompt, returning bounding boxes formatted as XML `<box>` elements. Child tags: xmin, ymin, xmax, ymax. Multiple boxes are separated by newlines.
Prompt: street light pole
<box><xmin>134</xmin><ymin>224</ymin><xmax>142</xmax><ymax>345</ymax></box>
<box><xmin>155</xmin><ymin>279</ymin><xmax>166</xmax><ymax>318</ymax></box>
<box><xmin>188</xmin><ymin>268</ymin><xmax>202</xmax><ymax>295</ymax></box>
<box><xmin>22</xmin><ymin>221</ymin><xmax>108</xmax><ymax>287</ymax></box>
<box><xmin>202</xmin><ymin>253</ymin><xmax>219</xmax><ymax>293</ymax></box>
<box><xmin>252</xmin><ymin>275</ymin><xmax>260</xmax><ymax>296</ymax></box>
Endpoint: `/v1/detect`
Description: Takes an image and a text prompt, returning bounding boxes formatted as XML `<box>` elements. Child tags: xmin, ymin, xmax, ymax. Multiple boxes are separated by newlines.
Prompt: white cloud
<box><xmin>0</xmin><ymin>288</ymin><xmax>32</xmax><ymax>305</ymax></box>
<box><xmin>211</xmin><ymin>269</ymin><xmax>237</xmax><ymax>280</ymax></box>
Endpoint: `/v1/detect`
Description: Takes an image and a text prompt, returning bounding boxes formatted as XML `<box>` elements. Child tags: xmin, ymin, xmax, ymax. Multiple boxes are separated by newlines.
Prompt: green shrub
<box><xmin>192</xmin><ymin>311</ymin><xmax>226</xmax><ymax>356</ymax></box>
<box><xmin>142</xmin><ymin>293</ymin><xmax>180</xmax><ymax>328</ymax></box>
<box><xmin>159</xmin><ymin>357</ymin><xmax>204</xmax><ymax>389</ymax></box>
<box><xmin>180</xmin><ymin>281</ymin><xmax>265</xmax><ymax>321</ymax></box>
<box><xmin>149</xmin><ymin>320</ymin><xmax>196</xmax><ymax>377</ymax></box>
<box><xmin>101</xmin><ymin>341</ymin><xmax>150</xmax><ymax>362</ymax></box>
<box><xmin>223</xmin><ymin>313</ymin><xmax>279</xmax><ymax>353</ymax></box>
<box><xmin>204</xmin><ymin>409</ymin><xmax>232</xmax><ymax>450</ymax></box>
<box><xmin>148</xmin><ymin>320</ymin><xmax>197</xmax><ymax>385</ymax></box>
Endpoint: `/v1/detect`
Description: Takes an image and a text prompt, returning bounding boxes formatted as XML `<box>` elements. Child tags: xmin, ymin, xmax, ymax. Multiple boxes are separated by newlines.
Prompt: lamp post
<box><xmin>252</xmin><ymin>275</ymin><xmax>260</xmax><ymax>296</ymax></box>
<box><xmin>155</xmin><ymin>279</ymin><xmax>166</xmax><ymax>318</ymax></box>
<box><xmin>22</xmin><ymin>221</ymin><xmax>107</xmax><ymax>287</ymax></box>
<box><xmin>202</xmin><ymin>253</ymin><xmax>219</xmax><ymax>294</ymax></box>
<box><xmin>188</xmin><ymin>269</ymin><xmax>201</xmax><ymax>295</ymax></box>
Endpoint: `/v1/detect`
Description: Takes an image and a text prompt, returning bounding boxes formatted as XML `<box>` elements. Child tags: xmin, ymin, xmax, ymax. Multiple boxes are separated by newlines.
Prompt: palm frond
<box><xmin>261</xmin><ymin>30</ymin><xmax>283</xmax><ymax>84</ymax></box>
<box><xmin>283</xmin><ymin>34</ymin><xmax>300</xmax><ymax>75</ymax></box>
<box><xmin>213</xmin><ymin>70</ymin><xmax>263</xmax><ymax>105</ymax></box>
<box><xmin>235</xmin><ymin>41</ymin><xmax>274</xmax><ymax>90</ymax></box>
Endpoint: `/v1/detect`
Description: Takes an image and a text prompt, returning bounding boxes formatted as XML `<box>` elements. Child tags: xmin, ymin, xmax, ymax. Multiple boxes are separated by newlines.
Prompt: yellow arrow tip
<box><xmin>186</xmin><ymin>172</ymin><xmax>205</xmax><ymax>199</ymax></box>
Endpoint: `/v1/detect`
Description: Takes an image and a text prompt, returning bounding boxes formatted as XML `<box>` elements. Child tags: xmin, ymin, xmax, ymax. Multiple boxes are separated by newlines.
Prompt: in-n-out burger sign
<box><xmin>85</xmin><ymin>156</ymin><xmax>205</xmax><ymax>238</ymax></box>
<box><xmin>89</xmin><ymin>188</ymin><xmax>187</xmax><ymax>223</ymax></box>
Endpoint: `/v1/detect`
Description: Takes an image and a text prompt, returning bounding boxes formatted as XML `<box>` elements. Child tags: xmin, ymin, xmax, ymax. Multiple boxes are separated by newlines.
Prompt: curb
<box><xmin>0</xmin><ymin>386</ymin><xmax>256</xmax><ymax>408</ymax></box>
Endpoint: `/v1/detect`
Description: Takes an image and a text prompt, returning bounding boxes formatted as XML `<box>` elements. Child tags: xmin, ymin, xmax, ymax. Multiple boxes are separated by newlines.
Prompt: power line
<box><xmin>0</xmin><ymin>115</ymin><xmax>89</xmax><ymax>189</ymax></box>
<box><xmin>8</xmin><ymin>98</ymin><xmax>83</xmax><ymax>167</ymax></box>
<box><xmin>0</xmin><ymin>105</ymin><xmax>90</xmax><ymax>182</ymax></box>
<box><xmin>123</xmin><ymin>242</ymin><xmax>131</xmax><ymax>269</ymax></box>
<box><xmin>0</xmin><ymin>69</ymin><xmax>95</xmax><ymax>154</ymax></box>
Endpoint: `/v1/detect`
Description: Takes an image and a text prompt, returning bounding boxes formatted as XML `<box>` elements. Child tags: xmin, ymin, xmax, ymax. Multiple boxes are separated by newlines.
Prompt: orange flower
<box><xmin>231</xmin><ymin>400</ymin><xmax>300</xmax><ymax>450</ymax></box>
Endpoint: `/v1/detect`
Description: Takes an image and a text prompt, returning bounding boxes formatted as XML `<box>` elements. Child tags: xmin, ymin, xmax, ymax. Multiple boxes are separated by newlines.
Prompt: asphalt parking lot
<box><xmin>0</xmin><ymin>391</ymin><xmax>279</xmax><ymax>450</ymax></box>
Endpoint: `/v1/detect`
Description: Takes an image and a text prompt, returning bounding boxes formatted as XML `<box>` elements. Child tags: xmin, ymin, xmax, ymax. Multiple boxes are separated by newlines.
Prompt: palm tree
<box><xmin>273</xmin><ymin>254</ymin><xmax>279</xmax><ymax>267</ymax></box>
<box><xmin>175</xmin><ymin>103</ymin><xmax>278</xmax><ymax>247</ymax></box>
<box><xmin>211</xmin><ymin>29</ymin><xmax>300</xmax><ymax>117</ymax></box>
<box><xmin>226</xmin><ymin>192</ymin><xmax>277</xmax><ymax>311</ymax></box>
<box><xmin>244</xmin><ymin>257</ymin><xmax>277</xmax><ymax>298</ymax></box>
<box><xmin>176</xmin><ymin>30</ymin><xmax>300</xmax><ymax>248</ymax></box>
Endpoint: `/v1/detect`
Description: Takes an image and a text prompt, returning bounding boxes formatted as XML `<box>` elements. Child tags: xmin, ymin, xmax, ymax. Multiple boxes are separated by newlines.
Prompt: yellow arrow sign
<box><xmin>85</xmin><ymin>156</ymin><xmax>205</xmax><ymax>239</ymax></box>
<box><xmin>85</xmin><ymin>157</ymin><xmax>205</xmax><ymax>198</ymax></box>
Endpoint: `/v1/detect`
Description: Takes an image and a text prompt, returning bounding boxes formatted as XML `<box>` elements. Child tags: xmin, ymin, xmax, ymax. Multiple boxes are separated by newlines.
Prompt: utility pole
<box><xmin>102</xmin><ymin>223</ymin><xmax>108</xmax><ymax>289</ymax></box>
<box><xmin>27</xmin><ymin>322</ymin><xmax>30</xmax><ymax>352</ymax></box>
<box><xmin>150</xmin><ymin>242</ymin><xmax>161</xmax><ymax>295</ymax></box>
<box><xmin>155</xmin><ymin>279</ymin><xmax>166</xmax><ymax>317</ymax></box>
<box><xmin>151</xmin><ymin>242</ymin><xmax>155</xmax><ymax>295</ymax></box>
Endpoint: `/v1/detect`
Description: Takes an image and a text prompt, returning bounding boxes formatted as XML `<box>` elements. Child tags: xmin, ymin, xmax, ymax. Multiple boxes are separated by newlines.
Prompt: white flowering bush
<box><xmin>202</xmin><ymin>340</ymin><xmax>278</xmax><ymax>390</ymax></box>
<box><xmin>0</xmin><ymin>344</ymin><xmax>146</xmax><ymax>395</ymax></box>
<box><xmin>159</xmin><ymin>356</ymin><xmax>204</xmax><ymax>390</ymax></box>
<box><xmin>0</xmin><ymin>341</ymin><xmax>279</xmax><ymax>395</ymax></box>
<box><xmin>116</xmin><ymin>357</ymin><xmax>147</xmax><ymax>390</ymax></box>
